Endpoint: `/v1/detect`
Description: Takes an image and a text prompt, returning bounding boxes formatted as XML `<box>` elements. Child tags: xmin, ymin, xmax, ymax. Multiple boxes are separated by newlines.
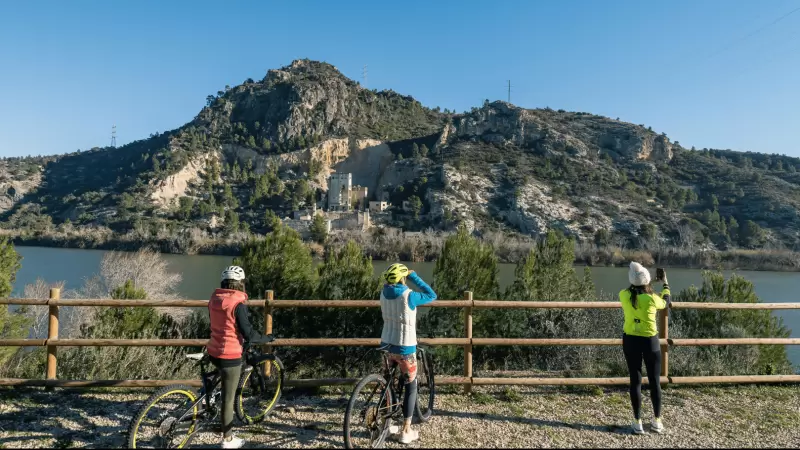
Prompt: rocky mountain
<box><xmin>2</xmin><ymin>59</ymin><xmax>800</xmax><ymax>253</ymax></box>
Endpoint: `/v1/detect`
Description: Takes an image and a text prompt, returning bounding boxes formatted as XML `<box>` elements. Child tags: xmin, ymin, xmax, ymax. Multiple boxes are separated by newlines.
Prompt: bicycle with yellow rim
<box><xmin>126</xmin><ymin>340</ymin><xmax>284</xmax><ymax>448</ymax></box>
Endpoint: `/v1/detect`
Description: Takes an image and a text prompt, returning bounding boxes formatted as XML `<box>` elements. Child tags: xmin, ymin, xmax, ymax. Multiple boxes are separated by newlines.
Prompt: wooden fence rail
<box><xmin>1</xmin><ymin>289</ymin><xmax>799</xmax><ymax>389</ymax></box>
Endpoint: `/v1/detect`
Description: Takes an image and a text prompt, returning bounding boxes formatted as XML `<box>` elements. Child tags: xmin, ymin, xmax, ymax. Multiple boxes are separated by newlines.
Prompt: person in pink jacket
<box><xmin>208</xmin><ymin>265</ymin><xmax>271</xmax><ymax>449</ymax></box>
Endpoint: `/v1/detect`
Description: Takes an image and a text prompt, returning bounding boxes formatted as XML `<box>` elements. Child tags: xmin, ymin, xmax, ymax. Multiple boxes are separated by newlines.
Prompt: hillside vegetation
<box><xmin>1</xmin><ymin>59</ymin><xmax>799</xmax><ymax>265</ymax></box>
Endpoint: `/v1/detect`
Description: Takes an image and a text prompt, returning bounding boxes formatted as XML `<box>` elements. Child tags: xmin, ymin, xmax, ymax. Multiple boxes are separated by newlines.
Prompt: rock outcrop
<box><xmin>150</xmin><ymin>153</ymin><xmax>217</xmax><ymax>207</ymax></box>
<box><xmin>0</xmin><ymin>162</ymin><xmax>42</xmax><ymax>213</ymax></box>
<box><xmin>446</xmin><ymin>101</ymin><xmax>673</xmax><ymax>163</ymax></box>
<box><xmin>195</xmin><ymin>59</ymin><xmax>443</xmax><ymax>145</ymax></box>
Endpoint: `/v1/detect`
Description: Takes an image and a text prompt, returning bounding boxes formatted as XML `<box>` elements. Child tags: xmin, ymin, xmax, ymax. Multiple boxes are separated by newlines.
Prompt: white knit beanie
<box><xmin>628</xmin><ymin>261</ymin><xmax>651</xmax><ymax>286</ymax></box>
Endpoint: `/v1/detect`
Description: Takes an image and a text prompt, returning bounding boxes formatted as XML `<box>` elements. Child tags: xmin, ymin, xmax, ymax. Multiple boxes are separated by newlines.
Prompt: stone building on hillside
<box><xmin>351</xmin><ymin>186</ymin><xmax>368</xmax><ymax>211</ymax></box>
<box><xmin>369</xmin><ymin>201</ymin><xmax>389</xmax><ymax>213</ymax></box>
<box><xmin>327</xmin><ymin>172</ymin><xmax>368</xmax><ymax>211</ymax></box>
<box><xmin>328</xmin><ymin>173</ymin><xmax>352</xmax><ymax>211</ymax></box>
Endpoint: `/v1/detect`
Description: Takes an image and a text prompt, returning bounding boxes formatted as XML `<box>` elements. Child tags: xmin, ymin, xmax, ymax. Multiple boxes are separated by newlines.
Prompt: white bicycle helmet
<box><xmin>221</xmin><ymin>265</ymin><xmax>246</xmax><ymax>281</ymax></box>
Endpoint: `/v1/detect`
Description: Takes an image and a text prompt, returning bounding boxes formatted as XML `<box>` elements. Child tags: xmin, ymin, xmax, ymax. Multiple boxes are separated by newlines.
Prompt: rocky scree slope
<box><xmin>1</xmin><ymin>59</ymin><xmax>799</xmax><ymax>251</ymax></box>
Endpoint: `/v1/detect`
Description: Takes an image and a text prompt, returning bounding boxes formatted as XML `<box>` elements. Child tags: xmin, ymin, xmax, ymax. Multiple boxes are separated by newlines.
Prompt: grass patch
<box><xmin>437</xmin><ymin>384</ymin><xmax>460</xmax><ymax>395</ymax></box>
<box><xmin>501</xmin><ymin>387</ymin><xmax>522</xmax><ymax>403</ymax></box>
<box><xmin>603</xmin><ymin>394</ymin><xmax>628</xmax><ymax>407</ymax></box>
<box><xmin>471</xmin><ymin>391</ymin><xmax>496</xmax><ymax>405</ymax></box>
<box><xmin>508</xmin><ymin>404</ymin><xmax>526</xmax><ymax>417</ymax></box>
<box><xmin>762</xmin><ymin>411</ymin><xmax>800</xmax><ymax>429</ymax></box>
<box><xmin>563</xmin><ymin>385</ymin><xmax>604</xmax><ymax>396</ymax></box>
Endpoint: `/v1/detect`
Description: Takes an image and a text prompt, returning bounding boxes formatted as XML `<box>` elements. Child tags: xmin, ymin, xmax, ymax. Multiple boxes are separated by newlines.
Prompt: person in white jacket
<box><xmin>379</xmin><ymin>263</ymin><xmax>437</xmax><ymax>444</ymax></box>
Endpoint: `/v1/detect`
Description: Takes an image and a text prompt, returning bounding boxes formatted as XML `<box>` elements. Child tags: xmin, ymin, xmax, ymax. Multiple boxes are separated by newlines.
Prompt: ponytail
<box><xmin>628</xmin><ymin>284</ymin><xmax>653</xmax><ymax>309</ymax></box>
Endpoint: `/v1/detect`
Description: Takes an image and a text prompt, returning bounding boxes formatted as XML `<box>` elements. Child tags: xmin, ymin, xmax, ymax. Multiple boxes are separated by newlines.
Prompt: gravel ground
<box><xmin>0</xmin><ymin>384</ymin><xmax>799</xmax><ymax>448</ymax></box>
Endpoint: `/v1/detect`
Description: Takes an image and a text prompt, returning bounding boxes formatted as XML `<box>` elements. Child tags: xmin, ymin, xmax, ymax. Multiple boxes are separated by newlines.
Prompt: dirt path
<box><xmin>1</xmin><ymin>384</ymin><xmax>798</xmax><ymax>448</ymax></box>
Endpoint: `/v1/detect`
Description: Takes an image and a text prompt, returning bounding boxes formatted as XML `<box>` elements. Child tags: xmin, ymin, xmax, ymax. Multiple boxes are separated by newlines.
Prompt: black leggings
<box><xmin>622</xmin><ymin>334</ymin><xmax>662</xmax><ymax>420</ymax></box>
<box><xmin>403</xmin><ymin>379</ymin><xmax>418</xmax><ymax>420</ymax></box>
<box><xmin>210</xmin><ymin>356</ymin><xmax>242</xmax><ymax>439</ymax></box>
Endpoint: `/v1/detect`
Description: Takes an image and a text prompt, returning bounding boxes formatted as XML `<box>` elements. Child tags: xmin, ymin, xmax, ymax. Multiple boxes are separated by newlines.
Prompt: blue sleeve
<box><xmin>407</xmin><ymin>272</ymin><xmax>437</xmax><ymax>310</ymax></box>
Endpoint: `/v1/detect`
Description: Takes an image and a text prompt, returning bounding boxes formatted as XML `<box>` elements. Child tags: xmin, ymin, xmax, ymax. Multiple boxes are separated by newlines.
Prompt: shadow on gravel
<box><xmin>0</xmin><ymin>388</ymin><xmax>350</xmax><ymax>449</ymax></box>
<box><xmin>436</xmin><ymin>409</ymin><xmax>630</xmax><ymax>435</ymax></box>
<box><xmin>0</xmin><ymin>388</ymin><xmax>139</xmax><ymax>448</ymax></box>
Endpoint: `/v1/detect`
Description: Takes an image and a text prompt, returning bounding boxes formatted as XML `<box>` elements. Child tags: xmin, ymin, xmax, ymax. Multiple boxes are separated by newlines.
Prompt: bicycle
<box><xmin>127</xmin><ymin>339</ymin><xmax>284</xmax><ymax>449</ymax></box>
<box><xmin>343</xmin><ymin>344</ymin><xmax>435</xmax><ymax>449</ymax></box>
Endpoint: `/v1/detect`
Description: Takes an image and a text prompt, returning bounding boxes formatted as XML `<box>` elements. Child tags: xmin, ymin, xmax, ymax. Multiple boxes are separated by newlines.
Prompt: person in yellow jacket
<box><xmin>620</xmin><ymin>262</ymin><xmax>671</xmax><ymax>435</ymax></box>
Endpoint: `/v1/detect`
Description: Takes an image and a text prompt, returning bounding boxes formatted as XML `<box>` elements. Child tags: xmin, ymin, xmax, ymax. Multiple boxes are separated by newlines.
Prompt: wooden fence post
<box><xmin>464</xmin><ymin>291</ymin><xmax>473</xmax><ymax>394</ymax></box>
<box><xmin>264</xmin><ymin>290</ymin><xmax>274</xmax><ymax>376</ymax></box>
<box><xmin>659</xmin><ymin>308</ymin><xmax>669</xmax><ymax>385</ymax></box>
<box><xmin>46</xmin><ymin>288</ymin><xmax>61</xmax><ymax>381</ymax></box>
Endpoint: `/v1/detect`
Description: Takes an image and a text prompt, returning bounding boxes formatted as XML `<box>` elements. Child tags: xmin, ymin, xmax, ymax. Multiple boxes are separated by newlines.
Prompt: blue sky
<box><xmin>1</xmin><ymin>0</ymin><xmax>799</xmax><ymax>157</ymax></box>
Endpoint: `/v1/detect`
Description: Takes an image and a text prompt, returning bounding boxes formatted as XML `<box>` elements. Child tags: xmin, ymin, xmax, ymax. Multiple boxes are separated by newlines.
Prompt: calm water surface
<box><xmin>12</xmin><ymin>246</ymin><xmax>800</xmax><ymax>365</ymax></box>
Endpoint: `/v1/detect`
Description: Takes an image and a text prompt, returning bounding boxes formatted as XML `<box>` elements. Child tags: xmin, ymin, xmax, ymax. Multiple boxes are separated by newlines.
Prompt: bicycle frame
<box><xmin>376</xmin><ymin>352</ymin><xmax>407</xmax><ymax>420</ymax></box>
<box><xmin>360</xmin><ymin>345</ymin><xmax>430</xmax><ymax>419</ymax></box>
<box><xmin>190</xmin><ymin>346</ymin><xmax>277</xmax><ymax>419</ymax></box>
<box><xmin>166</xmin><ymin>360</ymin><xmax>221</xmax><ymax>433</ymax></box>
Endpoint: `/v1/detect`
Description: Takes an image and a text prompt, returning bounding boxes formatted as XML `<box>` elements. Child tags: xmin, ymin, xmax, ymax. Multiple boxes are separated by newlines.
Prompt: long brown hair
<box><xmin>628</xmin><ymin>284</ymin><xmax>653</xmax><ymax>309</ymax></box>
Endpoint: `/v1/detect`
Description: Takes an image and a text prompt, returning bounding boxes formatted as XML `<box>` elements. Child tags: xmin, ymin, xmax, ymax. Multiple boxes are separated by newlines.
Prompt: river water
<box><xmin>11</xmin><ymin>246</ymin><xmax>800</xmax><ymax>365</ymax></box>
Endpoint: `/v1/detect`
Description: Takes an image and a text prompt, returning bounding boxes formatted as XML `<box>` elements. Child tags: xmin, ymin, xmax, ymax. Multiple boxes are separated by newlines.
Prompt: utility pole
<box><xmin>507</xmin><ymin>80</ymin><xmax>511</xmax><ymax>103</ymax></box>
<box><xmin>362</xmin><ymin>64</ymin><xmax>368</xmax><ymax>88</ymax></box>
<box><xmin>111</xmin><ymin>125</ymin><xmax>117</xmax><ymax>148</ymax></box>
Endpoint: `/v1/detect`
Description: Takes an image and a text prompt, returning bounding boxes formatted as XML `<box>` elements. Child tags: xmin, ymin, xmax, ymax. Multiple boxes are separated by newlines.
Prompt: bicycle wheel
<box><xmin>127</xmin><ymin>384</ymin><xmax>199</xmax><ymax>449</ymax></box>
<box><xmin>343</xmin><ymin>373</ymin><xmax>394</xmax><ymax>449</ymax></box>
<box><xmin>415</xmin><ymin>350</ymin><xmax>435</xmax><ymax>422</ymax></box>
<box><xmin>235</xmin><ymin>356</ymin><xmax>284</xmax><ymax>424</ymax></box>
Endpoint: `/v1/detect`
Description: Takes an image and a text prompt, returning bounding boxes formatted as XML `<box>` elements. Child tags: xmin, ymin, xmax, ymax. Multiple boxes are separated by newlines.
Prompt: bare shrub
<box><xmin>50</xmin><ymin>249</ymin><xmax>201</xmax><ymax>380</ymax></box>
<box><xmin>76</xmin><ymin>248</ymin><xmax>182</xmax><ymax>300</ymax></box>
<box><xmin>20</xmin><ymin>278</ymin><xmax>67</xmax><ymax>338</ymax></box>
<box><xmin>56</xmin><ymin>316</ymin><xmax>200</xmax><ymax>381</ymax></box>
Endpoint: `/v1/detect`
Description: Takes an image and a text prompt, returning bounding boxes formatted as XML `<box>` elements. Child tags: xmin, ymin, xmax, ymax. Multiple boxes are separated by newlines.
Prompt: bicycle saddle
<box><xmin>185</xmin><ymin>352</ymin><xmax>206</xmax><ymax>361</ymax></box>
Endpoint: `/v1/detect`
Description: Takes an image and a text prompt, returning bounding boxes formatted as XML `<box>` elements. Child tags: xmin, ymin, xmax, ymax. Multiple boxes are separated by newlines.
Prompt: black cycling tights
<box><xmin>622</xmin><ymin>334</ymin><xmax>662</xmax><ymax>420</ymax></box>
<box><xmin>403</xmin><ymin>379</ymin><xmax>418</xmax><ymax>419</ymax></box>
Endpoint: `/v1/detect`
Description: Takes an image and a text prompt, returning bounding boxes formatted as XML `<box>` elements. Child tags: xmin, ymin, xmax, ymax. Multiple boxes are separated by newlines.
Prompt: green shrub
<box><xmin>57</xmin><ymin>280</ymin><xmax>195</xmax><ymax>380</ymax></box>
<box><xmin>0</xmin><ymin>238</ymin><xmax>26</xmax><ymax>368</ymax></box>
<box><xmin>235</xmin><ymin>224</ymin><xmax>317</xmax><ymax>301</ymax></box>
<box><xmin>476</xmin><ymin>231</ymin><xmax>608</xmax><ymax>373</ymax></box>
<box><xmin>421</xmin><ymin>225</ymin><xmax>498</xmax><ymax>374</ymax></box>
<box><xmin>670</xmin><ymin>271</ymin><xmax>792</xmax><ymax>376</ymax></box>
<box><xmin>309</xmin><ymin>213</ymin><xmax>328</xmax><ymax>244</ymax></box>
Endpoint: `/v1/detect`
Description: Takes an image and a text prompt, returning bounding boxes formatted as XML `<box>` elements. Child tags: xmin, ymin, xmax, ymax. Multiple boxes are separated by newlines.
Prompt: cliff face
<box><xmin>2</xmin><ymin>60</ymin><xmax>800</xmax><ymax>251</ymax></box>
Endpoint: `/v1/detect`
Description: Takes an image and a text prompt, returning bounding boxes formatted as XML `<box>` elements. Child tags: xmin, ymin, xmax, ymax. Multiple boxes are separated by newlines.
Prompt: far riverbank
<box><xmin>4</xmin><ymin>228</ymin><xmax>800</xmax><ymax>272</ymax></box>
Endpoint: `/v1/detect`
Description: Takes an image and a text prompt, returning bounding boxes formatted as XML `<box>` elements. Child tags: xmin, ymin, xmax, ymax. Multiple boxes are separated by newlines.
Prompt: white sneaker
<box><xmin>398</xmin><ymin>428</ymin><xmax>419</xmax><ymax>444</ymax></box>
<box><xmin>221</xmin><ymin>435</ymin><xmax>245</xmax><ymax>449</ymax></box>
<box><xmin>388</xmin><ymin>423</ymin><xmax>401</xmax><ymax>435</ymax></box>
<box><xmin>651</xmin><ymin>418</ymin><xmax>664</xmax><ymax>434</ymax></box>
<box><xmin>631</xmin><ymin>420</ymin><xmax>644</xmax><ymax>435</ymax></box>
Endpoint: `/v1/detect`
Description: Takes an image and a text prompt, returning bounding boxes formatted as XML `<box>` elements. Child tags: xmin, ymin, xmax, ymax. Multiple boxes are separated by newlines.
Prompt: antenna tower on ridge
<box><xmin>363</xmin><ymin>64</ymin><xmax>368</xmax><ymax>88</ymax></box>
<box><xmin>111</xmin><ymin>125</ymin><xmax>117</xmax><ymax>148</ymax></box>
<box><xmin>507</xmin><ymin>80</ymin><xmax>512</xmax><ymax>103</ymax></box>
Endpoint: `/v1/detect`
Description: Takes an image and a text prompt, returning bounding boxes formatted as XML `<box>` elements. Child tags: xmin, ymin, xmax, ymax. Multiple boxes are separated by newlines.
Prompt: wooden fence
<box><xmin>1</xmin><ymin>289</ymin><xmax>800</xmax><ymax>390</ymax></box>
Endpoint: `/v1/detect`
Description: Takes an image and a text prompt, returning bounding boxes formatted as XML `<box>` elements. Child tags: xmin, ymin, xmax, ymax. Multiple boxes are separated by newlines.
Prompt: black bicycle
<box><xmin>343</xmin><ymin>345</ymin><xmax>435</xmax><ymax>449</ymax></box>
<box><xmin>127</xmin><ymin>339</ymin><xmax>284</xmax><ymax>449</ymax></box>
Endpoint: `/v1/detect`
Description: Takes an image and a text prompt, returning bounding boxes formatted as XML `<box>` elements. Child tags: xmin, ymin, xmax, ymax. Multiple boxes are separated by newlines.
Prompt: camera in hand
<box><xmin>656</xmin><ymin>268</ymin><xmax>665</xmax><ymax>282</ymax></box>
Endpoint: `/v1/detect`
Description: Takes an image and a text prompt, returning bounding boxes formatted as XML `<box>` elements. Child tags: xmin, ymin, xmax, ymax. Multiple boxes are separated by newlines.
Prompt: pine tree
<box><xmin>309</xmin><ymin>214</ymin><xmax>328</xmax><ymax>244</ymax></box>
